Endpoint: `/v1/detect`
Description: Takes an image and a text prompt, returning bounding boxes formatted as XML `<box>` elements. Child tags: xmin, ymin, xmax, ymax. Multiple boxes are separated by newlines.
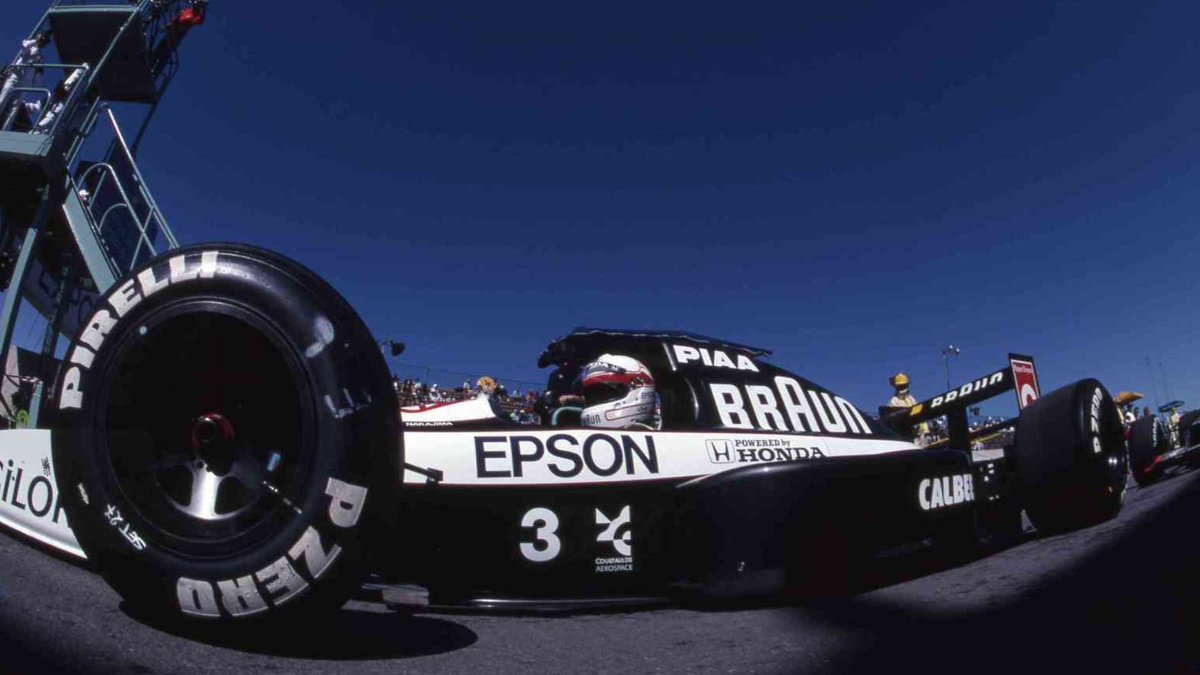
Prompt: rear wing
<box><xmin>880</xmin><ymin>354</ymin><xmax>1040</xmax><ymax>450</ymax></box>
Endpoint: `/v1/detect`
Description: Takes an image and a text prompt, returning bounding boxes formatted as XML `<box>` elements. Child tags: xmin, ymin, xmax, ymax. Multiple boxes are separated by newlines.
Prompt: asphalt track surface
<box><xmin>0</xmin><ymin>471</ymin><xmax>1197</xmax><ymax>674</ymax></box>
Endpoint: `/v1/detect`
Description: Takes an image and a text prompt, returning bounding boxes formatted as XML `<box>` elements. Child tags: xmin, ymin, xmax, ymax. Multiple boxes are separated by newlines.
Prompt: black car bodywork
<box><xmin>386</xmin><ymin>330</ymin><xmax>1056</xmax><ymax>606</ymax></box>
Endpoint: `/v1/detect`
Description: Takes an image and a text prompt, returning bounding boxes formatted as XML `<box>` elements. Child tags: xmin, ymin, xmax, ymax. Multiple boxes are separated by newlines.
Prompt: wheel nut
<box><xmin>196</xmin><ymin>418</ymin><xmax>219</xmax><ymax>444</ymax></box>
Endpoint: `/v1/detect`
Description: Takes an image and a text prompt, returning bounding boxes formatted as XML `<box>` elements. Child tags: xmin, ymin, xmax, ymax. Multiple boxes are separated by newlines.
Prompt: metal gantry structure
<box><xmin>0</xmin><ymin>0</ymin><xmax>201</xmax><ymax>427</ymax></box>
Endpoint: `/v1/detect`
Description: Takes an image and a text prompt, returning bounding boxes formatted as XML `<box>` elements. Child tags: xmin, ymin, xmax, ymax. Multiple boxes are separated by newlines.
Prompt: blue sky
<box><xmin>4</xmin><ymin>1</ymin><xmax>1200</xmax><ymax>415</ymax></box>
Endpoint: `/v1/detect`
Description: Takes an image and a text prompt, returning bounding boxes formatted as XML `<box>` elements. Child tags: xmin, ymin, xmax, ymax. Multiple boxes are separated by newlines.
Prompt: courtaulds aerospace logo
<box><xmin>594</xmin><ymin>506</ymin><xmax>633</xmax><ymax>573</ymax></box>
<box><xmin>595</xmin><ymin>506</ymin><xmax>632</xmax><ymax>556</ymax></box>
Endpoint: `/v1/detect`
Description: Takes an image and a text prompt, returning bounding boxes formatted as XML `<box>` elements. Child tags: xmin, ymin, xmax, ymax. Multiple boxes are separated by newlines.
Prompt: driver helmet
<box><xmin>579</xmin><ymin>354</ymin><xmax>656</xmax><ymax>429</ymax></box>
<box><xmin>890</xmin><ymin>372</ymin><xmax>910</xmax><ymax>394</ymax></box>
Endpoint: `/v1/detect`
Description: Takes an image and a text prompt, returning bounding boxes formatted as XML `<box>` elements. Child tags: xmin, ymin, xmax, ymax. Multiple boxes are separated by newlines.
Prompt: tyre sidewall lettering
<box><xmin>59</xmin><ymin>251</ymin><xmax>220</xmax><ymax>414</ymax></box>
<box><xmin>176</xmin><ymin>478</ymin><xmax>369</xmax><ymax>617</ymax></box>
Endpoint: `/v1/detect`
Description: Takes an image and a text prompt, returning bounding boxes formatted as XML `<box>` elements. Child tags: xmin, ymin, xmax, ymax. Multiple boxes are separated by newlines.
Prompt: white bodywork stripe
<box><xmin>404</xmin><ymin>430</ymin><xmax>918</xmax><ymax>486</ymax></box>
<box><xmin>0</xmin><ymin>427</ymin><xmax>919</xmax><ymax>556</ymax></box>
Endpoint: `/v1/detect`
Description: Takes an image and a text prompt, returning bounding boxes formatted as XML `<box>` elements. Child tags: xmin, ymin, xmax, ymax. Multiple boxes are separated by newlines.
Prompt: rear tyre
<box><xmin>1013</xmin><ymin>379</ymin><xmax>1127</xmax><ymax>534</ymax></box>
<box><xmin>51</xmin><ymin>244</ymin><xmax>400</xmax><ymax>623</ymax></box>
<box><xmin>1128</xmin><ymin>416</ymin><xmax>1168</xmax><ymax>487</ymax></box>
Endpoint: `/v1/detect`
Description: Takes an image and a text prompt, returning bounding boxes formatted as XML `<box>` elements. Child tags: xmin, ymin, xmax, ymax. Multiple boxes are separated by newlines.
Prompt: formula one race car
<box><xmin>0</xmin><ymin>244</ymin><xmax>1127</xmax><ymax>624</ymax></box>
<box><xmin>1128</xmin><ymin>410</ymin><xmax>1200</xmax><ymax>486</ymax></box>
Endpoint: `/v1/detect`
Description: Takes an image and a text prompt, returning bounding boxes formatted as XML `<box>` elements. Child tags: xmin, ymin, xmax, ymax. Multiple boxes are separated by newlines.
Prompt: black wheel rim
<box><xmin>95</xmin><ymin>300</ymin><xmax>316</xmax><ymax>558</ymax></box>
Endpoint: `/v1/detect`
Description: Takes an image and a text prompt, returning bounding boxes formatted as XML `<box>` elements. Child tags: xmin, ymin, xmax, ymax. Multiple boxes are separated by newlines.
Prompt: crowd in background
<box><xmin>392</xmin><ymin>374</ymin><xmax>542</xmax><ymax>425</ymax></box>
<box><xmin>918</xmin><ymin>416</ymin><xmax>1014</xmax><ymax>450</ymax></box>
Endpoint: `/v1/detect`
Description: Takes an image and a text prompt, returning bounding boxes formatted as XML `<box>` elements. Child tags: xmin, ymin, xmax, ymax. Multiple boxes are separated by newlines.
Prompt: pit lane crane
<box><xmin>0</xmin><ymin>0</ymin><xmax>205</xmax><ymax>427</ymax></box>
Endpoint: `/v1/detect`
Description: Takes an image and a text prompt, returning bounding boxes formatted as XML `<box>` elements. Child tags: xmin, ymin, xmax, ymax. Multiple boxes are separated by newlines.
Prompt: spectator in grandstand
<box><xmin>520</xmin><ymin>390</ymin><xmax>542</xmax><ymax>425</ymax></box>
<box><xmin>476</xmin><ymin>376</ymin><xmax>497</xmax><ymax>400</ymax></box>
<box><xmin>403</xmin><ymin>378</ymin><xmax>425</xmax><ymax>406</ymax></box>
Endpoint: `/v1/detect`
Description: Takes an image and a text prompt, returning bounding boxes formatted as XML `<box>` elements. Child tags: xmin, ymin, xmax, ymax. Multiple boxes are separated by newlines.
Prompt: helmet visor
<box><xmin>583</xmin><ymin>380</ymin><xmax>629</xmax><ymax>407</ymax></box>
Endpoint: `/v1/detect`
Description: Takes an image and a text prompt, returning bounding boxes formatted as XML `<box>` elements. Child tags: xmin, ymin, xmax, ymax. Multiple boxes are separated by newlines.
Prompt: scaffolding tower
<box><xmin>0</xmin><ymin>0</ymin><xmax>205</xmax><ymax>427</ymax></box>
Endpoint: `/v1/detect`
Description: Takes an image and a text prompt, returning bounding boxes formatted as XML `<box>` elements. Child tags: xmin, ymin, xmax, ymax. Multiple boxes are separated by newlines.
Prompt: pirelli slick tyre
<box><xmin>1013</xmin><ymin>379</ymin><xmax>1127</xmax><ymax>534</ymax></box>
<box><xmin>50</xmin><ymin>244</ymin><xmax>400</xmax><ymax>623</ymax></box>
<box><xmin>1128</xmin><ymin>416</ymin><xmax>1168</xmax><ymax>487</ymax></box>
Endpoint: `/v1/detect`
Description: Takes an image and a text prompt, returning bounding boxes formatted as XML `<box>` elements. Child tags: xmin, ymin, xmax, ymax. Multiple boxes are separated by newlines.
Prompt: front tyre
<box><xmin>51</xmin><ymin>244</ymin><xmax>400</xmax><ymax>622</ymax></box>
